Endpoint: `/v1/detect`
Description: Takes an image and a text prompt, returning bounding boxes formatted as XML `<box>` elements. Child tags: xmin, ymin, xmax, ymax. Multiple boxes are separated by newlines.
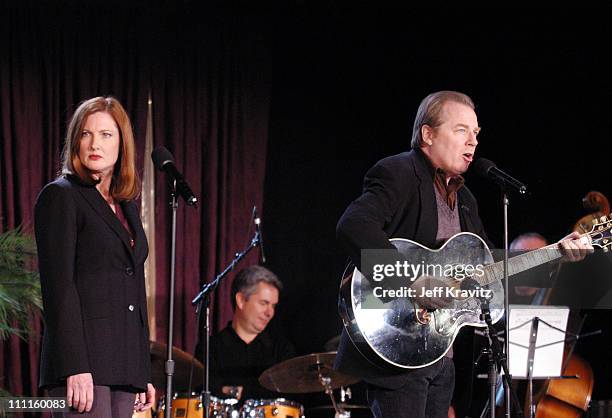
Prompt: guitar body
<box><xmin>338</xmin><ymin>232</ymin><xmax>502</xmax><ymax>369</ymax></box>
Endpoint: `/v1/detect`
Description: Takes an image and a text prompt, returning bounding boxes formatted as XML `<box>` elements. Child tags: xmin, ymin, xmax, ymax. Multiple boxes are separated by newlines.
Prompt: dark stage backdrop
<box><xmin>2</xmin><ymin>3</ymin><xmax>612</xmax><ymax>413</ymax></box>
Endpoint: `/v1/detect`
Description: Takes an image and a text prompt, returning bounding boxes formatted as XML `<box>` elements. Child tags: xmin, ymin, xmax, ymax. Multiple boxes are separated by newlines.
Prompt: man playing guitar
<box><xmin>334</xmin><ymin>90</ymin><xmax>592</xmax><ymax>418</ymax></box>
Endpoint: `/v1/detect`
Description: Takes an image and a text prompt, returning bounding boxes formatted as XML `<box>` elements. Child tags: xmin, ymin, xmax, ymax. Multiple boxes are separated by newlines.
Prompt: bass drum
<box><xmin>157</xmin><ymin>393</ymin><xmax>240</xmax><ymax>418</ymax></box>
<box><xmin>242</xmin><ymin>398</ymin><xmax>304</xmax><ymax>418</ymax></box>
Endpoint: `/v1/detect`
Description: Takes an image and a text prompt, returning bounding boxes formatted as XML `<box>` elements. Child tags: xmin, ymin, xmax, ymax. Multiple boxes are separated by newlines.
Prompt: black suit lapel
<box><xmin>121</xmin><ymin>200</ymin><xmax>148</xmax><ymax>264</ymax></box>
<box><xmin>412</xmin><ymin>151</ymin><xmax>437</xmax><ymax>246</ymax></box>
<box><xmin>76</xmin><ymin>185</ymin><xmax>136</xmax><ymax>264</ymax></box>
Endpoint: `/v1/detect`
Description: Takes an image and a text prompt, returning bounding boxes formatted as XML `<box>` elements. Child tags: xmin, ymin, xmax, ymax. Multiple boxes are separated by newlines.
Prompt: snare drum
<box><xmin>242</xmin><ymin>399</ymin><xmax>304</xmax><ymax>418</ymax></box>
<box><xmin>158</xmin><ymin>393</ymin><xmax>240</xmax><ymax>418</ymax></box>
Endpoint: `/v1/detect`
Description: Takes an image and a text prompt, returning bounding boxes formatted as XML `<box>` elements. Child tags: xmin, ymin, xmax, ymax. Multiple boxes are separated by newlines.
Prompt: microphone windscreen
<box><xmin>151</xmin><ymin>146</ymin><xmax>174</xmax><ymax>171</ymax></box>
<box><xmin>473</xmin><ymin>158</ymin><xmax>496</xmax><ymax>177</ymax></box>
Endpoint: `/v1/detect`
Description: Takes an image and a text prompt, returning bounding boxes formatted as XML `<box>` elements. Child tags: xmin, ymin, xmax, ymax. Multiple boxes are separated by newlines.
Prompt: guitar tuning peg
<box><xmin>604</xmin><ymin>247</ymin><xmax>610</xmax><ymax>253</ymax></box>
<box><xmin>592</xmin><ymin>218</ymin><xmax>598</xmax><ymax>224</ymax></box>
<box><xmin>601</xmin><ymin>216</ymin><xmax>608</xmax><ymax>222</ymax></box>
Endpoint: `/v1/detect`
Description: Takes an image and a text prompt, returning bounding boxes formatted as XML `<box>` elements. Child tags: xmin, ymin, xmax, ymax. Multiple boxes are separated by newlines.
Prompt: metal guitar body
<box><xmin>338</xmin><ymin>232</ymin><xmax>502</xmax><ymax>369</ymax></box>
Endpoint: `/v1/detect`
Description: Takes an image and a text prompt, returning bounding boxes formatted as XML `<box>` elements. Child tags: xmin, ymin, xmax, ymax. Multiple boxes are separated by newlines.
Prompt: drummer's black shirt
<box><xmin>198</xmin><ymin>322</ymin><xmax>296</xmax><ymax>400</ymax></box>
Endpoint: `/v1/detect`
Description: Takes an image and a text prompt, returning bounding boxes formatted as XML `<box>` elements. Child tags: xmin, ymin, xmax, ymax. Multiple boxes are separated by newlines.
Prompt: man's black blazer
<box><xmin>35</xmin><ymin>175</ymin><xmax>151</xmax><ymax>391</ymax></box>
<box><xmin>334</xmin><ymin>149</ymin><xmax>490</xmax><ymax>392</ymax></box>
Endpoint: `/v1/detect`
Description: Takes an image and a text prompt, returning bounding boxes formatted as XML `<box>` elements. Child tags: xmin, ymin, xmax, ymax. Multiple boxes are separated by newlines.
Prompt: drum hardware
<box><xmin>259</xmin><ymin>351</ymin><xmax>362</xmax><ymax>418</ymax></box>
<box><xmin>339</xmin><ymin>387</ymin><xmax>351</xmax><ymax>404</ymax></box>
<box><xmin>320</xmin><ymin>376</ymin><xmax>350</xmax><ymax>418</ymax></box>
<box><xmin>149</xmin><ymin>341</ymin><xmax>204</xmax><ymax>393</ymax></box>
<box><xmin>258</xmin><ymin>352</ymin><xmax>359</xmax><ymax>394</ymax></box>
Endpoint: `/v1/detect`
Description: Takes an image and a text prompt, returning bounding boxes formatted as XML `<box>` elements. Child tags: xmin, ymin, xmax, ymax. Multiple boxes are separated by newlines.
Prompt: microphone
<box><xmin>151</xmin><ymin>146</ymin><xmax>198</xmax><ymax>207</ymax></box>
<box><xmin>253</xmin><ymin>206</ymin><xmax>266</xmax><ymax>264</ymax></box>
<box><xmin>473</xmin><ymin>158</ymin><xmax>528</xmax><ymax>195</ymax></box>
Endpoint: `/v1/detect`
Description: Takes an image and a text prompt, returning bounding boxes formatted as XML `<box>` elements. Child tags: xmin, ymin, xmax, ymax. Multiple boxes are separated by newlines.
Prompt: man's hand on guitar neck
<box><xmin>409</xmin><ymin>276</ymin><xmax>454</xmax><ymax>309</ymax></box>
<box><xmin>559</xmin><ymin>231</ymin><xmax>593</xmax><ymax>263</ymax></box>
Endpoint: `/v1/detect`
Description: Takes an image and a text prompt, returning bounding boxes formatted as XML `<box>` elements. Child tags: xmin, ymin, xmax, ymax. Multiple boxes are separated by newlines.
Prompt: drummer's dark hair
<box><xmin>231</xmin><ymin>265</ymin><xmax>283</xmax><ymax>310</ymax></box>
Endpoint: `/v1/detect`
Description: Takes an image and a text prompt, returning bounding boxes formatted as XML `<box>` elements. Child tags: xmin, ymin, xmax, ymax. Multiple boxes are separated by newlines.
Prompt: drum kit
<box><xmin>136</xmin><ymin>342</ymin><xmax>368</xmax><ymax>418</ymax></box>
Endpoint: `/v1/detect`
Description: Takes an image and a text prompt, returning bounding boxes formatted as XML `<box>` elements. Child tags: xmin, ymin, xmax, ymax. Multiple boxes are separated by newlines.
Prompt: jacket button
<box><xmin>125</xmin><ymin>267</ymin><xmax>134</xmax><ymax>276</ymax></box>
<box><xmin>128</xmin><ymin>305</ymin><xmax>135</xmax><ymax>311</ymax></box>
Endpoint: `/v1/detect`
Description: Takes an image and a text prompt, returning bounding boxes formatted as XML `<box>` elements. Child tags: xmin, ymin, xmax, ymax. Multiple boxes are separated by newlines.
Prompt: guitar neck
<box><xmin>482</xmin><ymin>239</ymin><xmax>575</xmax><ymax>285</ymax></box>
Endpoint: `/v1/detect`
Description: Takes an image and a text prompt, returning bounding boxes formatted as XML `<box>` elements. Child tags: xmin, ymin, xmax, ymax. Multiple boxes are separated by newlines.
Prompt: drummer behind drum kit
<box><xmin>139</xmin><ymin>341</ymin><xmax>367</xmax><ymax>418</ymax></box>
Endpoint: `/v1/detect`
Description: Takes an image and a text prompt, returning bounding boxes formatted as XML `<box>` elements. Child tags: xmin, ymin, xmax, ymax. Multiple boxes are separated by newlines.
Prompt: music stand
<box><xmin>508</xmin><ymin>305</ymin><xmax>572</xmax><ymax>418</ymax></box>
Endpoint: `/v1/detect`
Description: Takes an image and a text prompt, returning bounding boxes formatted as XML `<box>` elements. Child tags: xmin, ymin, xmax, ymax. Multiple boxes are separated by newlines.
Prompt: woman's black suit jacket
<box><xmin>35</xmin><ymin>175</ymin><xmax>151</xmax><ymax>391</ymax></box>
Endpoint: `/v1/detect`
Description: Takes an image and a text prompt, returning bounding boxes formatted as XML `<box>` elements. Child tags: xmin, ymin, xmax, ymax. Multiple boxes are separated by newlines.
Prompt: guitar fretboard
<box><xmin>481</xmin><ymin>243</ymin><xmax>564</xmax><ymax>285</ymax></box>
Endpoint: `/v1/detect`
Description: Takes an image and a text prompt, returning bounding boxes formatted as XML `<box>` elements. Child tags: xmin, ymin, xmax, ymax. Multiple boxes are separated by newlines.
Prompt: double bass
<box><xmin>533</xmin><ymin>350</ymin><xmax>593</xmax><ymax>417</ymax></box>
<box><xmin>532</xmin><ymin>191</ymin><xmax>608</xmax><ymax>417</ymax></box>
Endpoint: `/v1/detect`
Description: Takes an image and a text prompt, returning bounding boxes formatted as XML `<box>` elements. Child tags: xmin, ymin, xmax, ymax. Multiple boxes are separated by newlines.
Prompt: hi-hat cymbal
<box><xmin>149</xmin><ymin>341</ymin><xmax>204</xmax><ymax>391</ymax></box>
<box><xmin>259</xmin><ymin>351</ymin><xmax>359</xmax><ymax>394</ymax></box>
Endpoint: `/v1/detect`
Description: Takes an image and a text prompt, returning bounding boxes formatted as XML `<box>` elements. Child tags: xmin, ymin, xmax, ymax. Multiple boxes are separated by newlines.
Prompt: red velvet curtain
<box><xmin>0</xmin><ymin>4</ymin><xmax>270</xmax><ymax>400</ymax></box>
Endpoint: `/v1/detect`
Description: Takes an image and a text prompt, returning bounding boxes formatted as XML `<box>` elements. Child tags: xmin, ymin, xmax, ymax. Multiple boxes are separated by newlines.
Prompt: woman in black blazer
<box><xmin>35</xmin><ymin>97</ymin><xmax>154</xmax><ymax>417</ymax></box>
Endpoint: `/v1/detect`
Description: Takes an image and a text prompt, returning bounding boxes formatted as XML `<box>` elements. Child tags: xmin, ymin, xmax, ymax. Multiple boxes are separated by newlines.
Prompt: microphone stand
<box><xmin>480</xmin><ymin>190</ymin><xmax>523</xmax><ymax>418</ymax></box>
<box><xmin>503</xmin><ymin>192</ymin><xmax>511</xmax><ymax>418</ymax></box>
<box><xmin>191</xmin><ymin>228</ymin><xmax>263</xmax><ymax>418</ymax></box>
<box><xmin>480</xmin><ymin>293</ymin><xmax>524</xmax><ymax>418</ymax></box>
<box><xmin>164</xmin><ymin>180</ymin><xmax>179</xmax><ymax>418</ymax></box>
<box><xmin>475</xmin><ymin>160</ymin><xmax>528</xmax><ymax>417</ymax></box>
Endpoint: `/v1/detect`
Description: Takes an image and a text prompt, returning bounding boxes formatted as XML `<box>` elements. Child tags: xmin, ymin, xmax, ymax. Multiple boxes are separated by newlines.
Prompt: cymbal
<box><xmin>311</xmin><ymin>403</ymin><xmax>369</xmax><ymax>410</ymax></box>
<box><xmin>259</xmin><ymin>351</ymin><xmax>359</xmax><ymax>394</ymax></box>
<box><xmin>149</xmin><ymin>341</ymin><xmax>204</xmax><ymax>391</ymax></box>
